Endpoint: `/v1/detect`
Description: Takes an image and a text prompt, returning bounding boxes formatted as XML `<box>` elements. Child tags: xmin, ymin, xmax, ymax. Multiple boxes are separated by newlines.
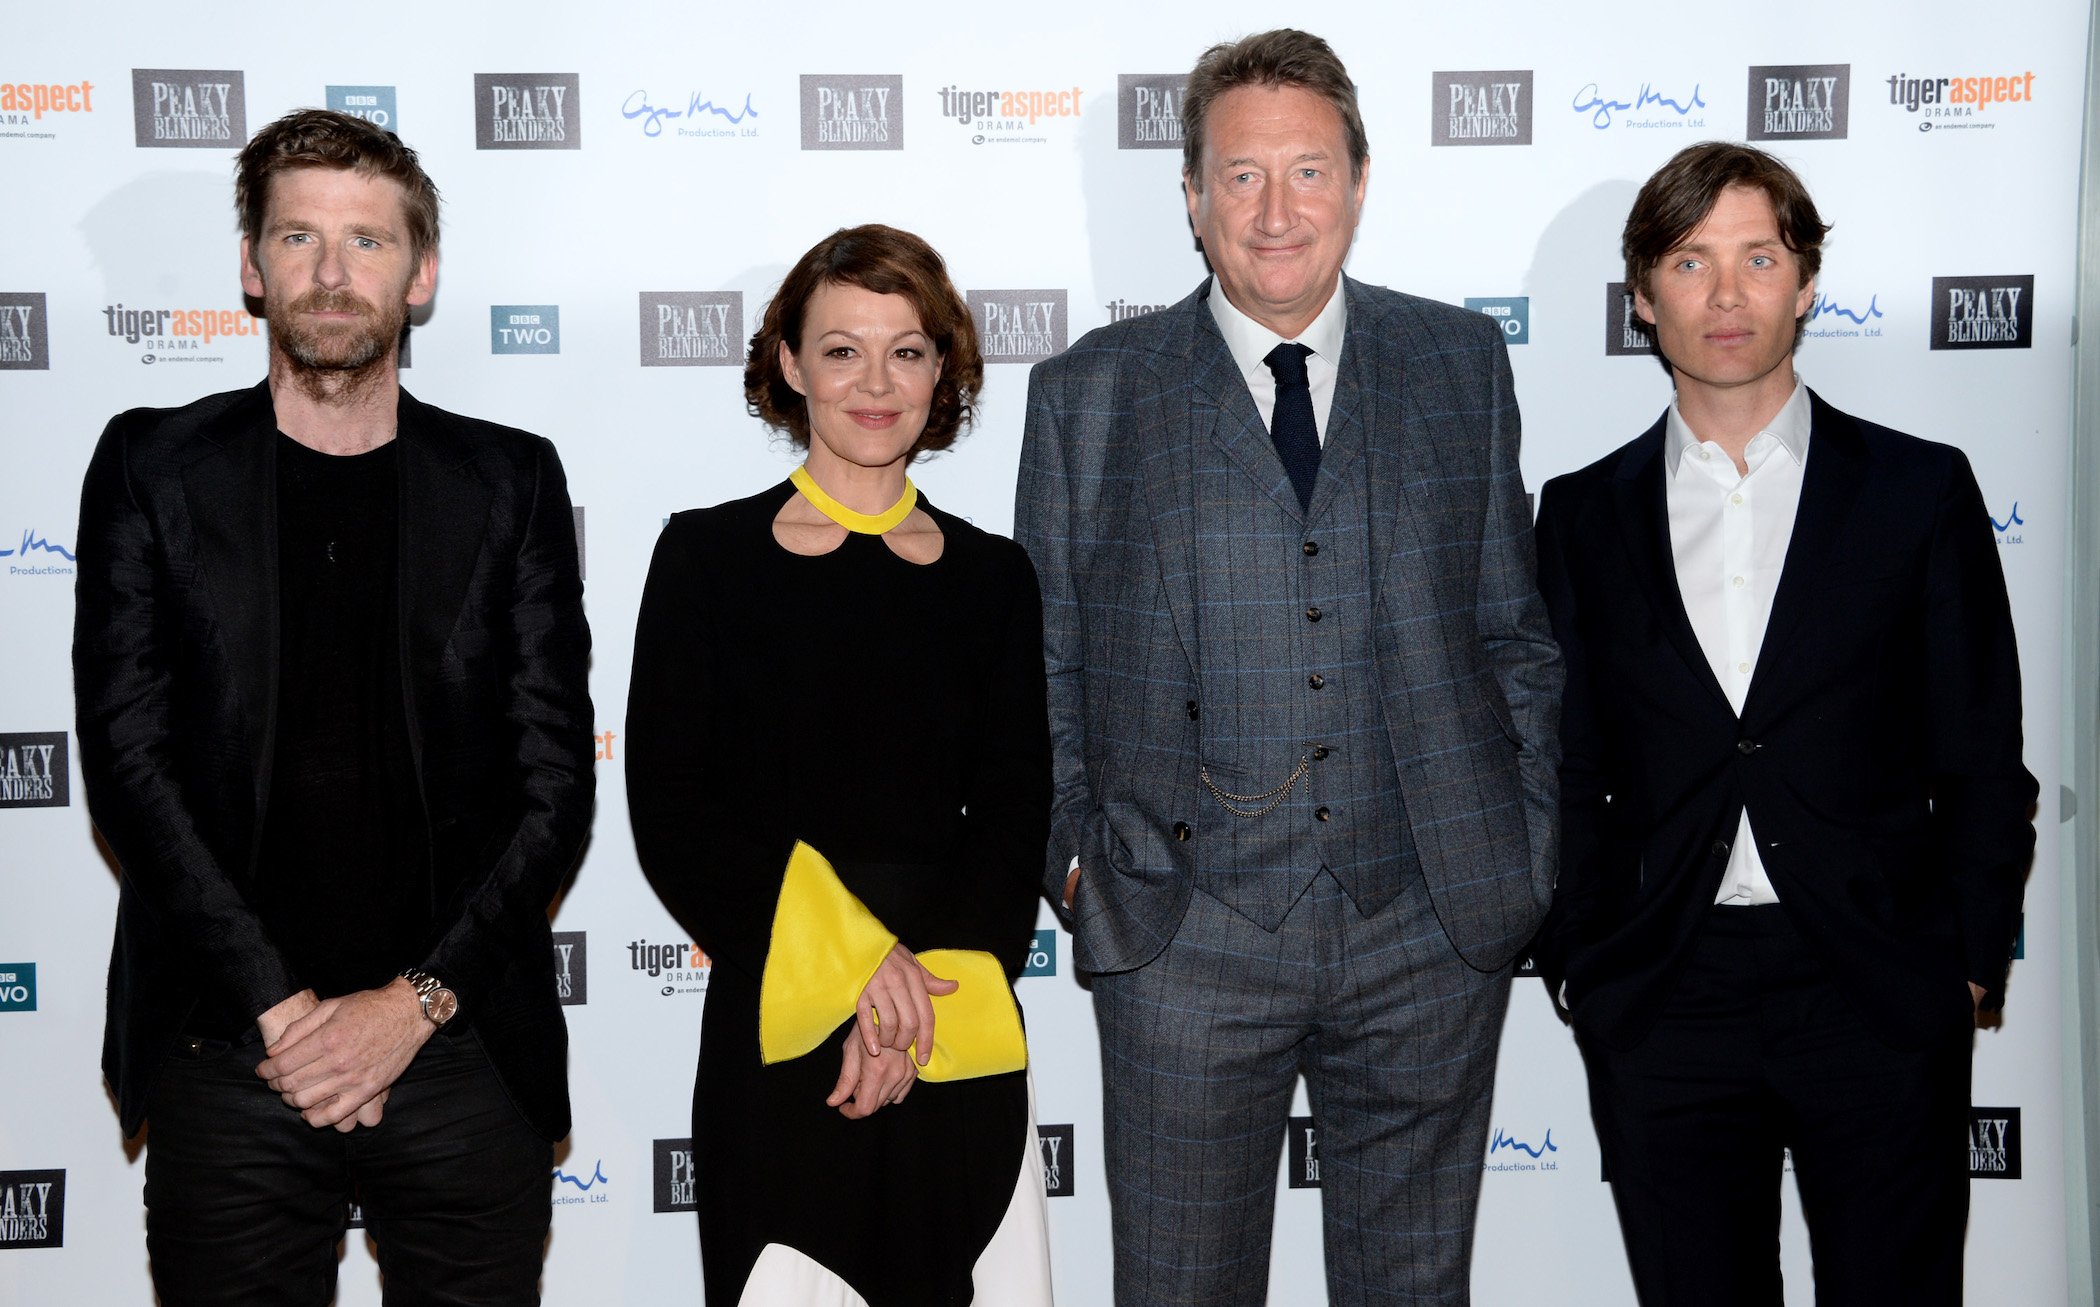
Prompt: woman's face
<box><xmin>781</xmin><ymin>282</ymin><xmax>942</xmax><ymax>475</ymax></box>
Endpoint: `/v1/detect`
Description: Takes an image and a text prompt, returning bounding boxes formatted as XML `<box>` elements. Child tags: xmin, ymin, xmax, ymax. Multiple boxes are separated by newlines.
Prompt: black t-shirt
<box><xmin>192</xmin><ymin>434</ymin><xmax>434</xmax><ymax>1037</ymax></box>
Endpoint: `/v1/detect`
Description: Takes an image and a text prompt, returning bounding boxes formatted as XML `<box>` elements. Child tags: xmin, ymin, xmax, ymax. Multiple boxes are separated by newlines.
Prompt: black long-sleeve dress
<box><xmin>626</xmin><ymin>480</ymin><xmax>1051</xmax><ymax>1305</ymax></box>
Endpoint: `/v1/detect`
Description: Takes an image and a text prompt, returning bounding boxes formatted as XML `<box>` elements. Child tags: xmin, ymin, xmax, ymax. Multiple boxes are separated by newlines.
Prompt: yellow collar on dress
<box><xmin>789</xmin><ymin>465</ymin><xmax>917</xmax><ymax>535</ymax></box>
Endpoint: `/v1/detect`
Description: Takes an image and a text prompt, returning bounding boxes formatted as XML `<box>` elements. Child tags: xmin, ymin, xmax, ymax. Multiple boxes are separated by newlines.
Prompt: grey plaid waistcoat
<box><xmin>1189</xmin><ymin>428</ymin><xmax>1419</xmax><ymax>929</ymax></box>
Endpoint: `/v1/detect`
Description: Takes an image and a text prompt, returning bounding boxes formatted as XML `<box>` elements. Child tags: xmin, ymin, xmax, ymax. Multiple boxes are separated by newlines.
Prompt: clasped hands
<box><xmin>828</xmin><ymin>943</ymin><xmax>956</xmax><ymax>1120</ymax></box>
<box><xmin>253</xmin><ymin>979</ymin><xmax>434</xmax><ymax>1132</ymax></box>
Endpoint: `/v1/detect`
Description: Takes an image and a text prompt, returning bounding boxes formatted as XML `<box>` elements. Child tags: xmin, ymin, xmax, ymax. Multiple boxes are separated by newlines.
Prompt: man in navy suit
<box><xmin>74</xmin><ymin>109</ymin><xmax>593</xmax><ymax>1304</ymax></box>
<box><xmin>1532</xmin><ymin>141</ymin><xmax>2035</xmax><ymax>1305</ymax></box>
<box><xmin>1016</xmin><ymin>29</ymin><xmax>1561</xmax><ymax>1305</ymax></box>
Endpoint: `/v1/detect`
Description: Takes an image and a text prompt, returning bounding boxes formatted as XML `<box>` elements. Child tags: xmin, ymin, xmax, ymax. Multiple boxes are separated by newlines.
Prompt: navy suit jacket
<box><xmin>1532</xmin><ymin>390</ymin><xmax>2035</xmax><ymax>1050</ymax></box>
<box><xmin>74</xmin><ymin>382</ymin><xmax>595</xmax><ymax>1138</ymax></box>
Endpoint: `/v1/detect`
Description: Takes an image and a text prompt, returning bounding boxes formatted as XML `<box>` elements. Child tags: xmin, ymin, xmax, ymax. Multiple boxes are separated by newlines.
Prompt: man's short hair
<box><xmin>1622</xmin><ymin>141</ymin><xmax>1830</xmax><ymax>303</ymax></box>
<box><xmin>236</xmin><ymin>108</ymin><xmax>441</xmax><ymax>261</ymax></box>
<box><xmin>1181</xmin><ymin>29</ymin><xmax>1368</xmax><ymax>191</ymax></box>
<box><xmin>744</xmin><ymin>224</ymin><xmax>984</xmax><ymax>459</ymax></box>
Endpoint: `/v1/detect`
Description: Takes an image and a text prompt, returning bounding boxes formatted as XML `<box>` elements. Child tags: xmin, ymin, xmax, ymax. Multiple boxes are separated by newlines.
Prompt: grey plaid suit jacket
<box><xmin>1015</xmin><ymin>275</ymin><xmax>1562</xmax><ymax>977</ymax></box>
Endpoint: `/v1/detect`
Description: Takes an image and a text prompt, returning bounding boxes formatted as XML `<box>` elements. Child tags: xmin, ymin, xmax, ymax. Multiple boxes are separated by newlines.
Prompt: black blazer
<box><xmin>1532</xmin><ymin>390</ymin><xmax>2035</xmax><ymax>1051</ymax></box>
<box><xmin>73</xmin><ymin>382</ymin><xmax>595</xmax><ymax>1139</ymax></box>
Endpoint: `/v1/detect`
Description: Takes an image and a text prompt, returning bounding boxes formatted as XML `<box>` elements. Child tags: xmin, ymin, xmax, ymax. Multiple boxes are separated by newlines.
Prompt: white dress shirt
<box><xmin>1665</xmin><ymin>379</ymin><xmax>1812</xmax><ymax>905</ymax></box>
<box><xmin>1206</xmin><ymin>273</ymin><xmax>1348</xmax><ymax>445</ymax></box>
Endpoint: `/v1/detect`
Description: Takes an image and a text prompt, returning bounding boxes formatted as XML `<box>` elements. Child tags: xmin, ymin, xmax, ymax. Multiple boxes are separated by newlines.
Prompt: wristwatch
<box><xmin>399</xmin><ymin>968</ymin><xmax>458</xmax><ymax>1028</ymax></box>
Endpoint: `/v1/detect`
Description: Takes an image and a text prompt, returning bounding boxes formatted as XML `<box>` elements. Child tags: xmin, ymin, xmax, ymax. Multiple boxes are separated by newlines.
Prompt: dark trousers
<box><xmin>1580</xmin><ymin>904</ymin><xmax>1972</xmax><ymax>1307</ymax></box>
<box><xmin>1092</xmin><ymin>871</ymin><xmax>1512</xmax><ymax>1306</ymax></box>
<box><xmin>144</xmin><ymin>1026</ymin><xmax>552</xmax><ymax>1306</ymax></box>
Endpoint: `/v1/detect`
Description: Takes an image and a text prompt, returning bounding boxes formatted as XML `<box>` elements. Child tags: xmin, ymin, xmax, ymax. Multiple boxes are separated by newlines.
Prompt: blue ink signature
<box><xmin>1812</xmin><ymin>292</ymin><xmax>1884</xmax><ymax>325</ymax></box>
<box><xmin>0</xmin><ymin>529</ymin><xmax>75</xmax><ymax>561</ymax></box>
<box><xmin>622</xmin><ymin>90</ymin><xmax>758</xmax><ymax>137</ymax></box>
<box><xmin>1989</xmin><ymin>503</ymin><xmax>2023</xmax><ymax>533</ymax></box>
<box><xmin>1490</xmin><ymin>1127</ymin><xmax>1557</xmax><ymax>1158</ymax></box>
<box><xmin>553</xmin><ymin>1161</ymin><xmax>609</xmax><ymax>1192</ymax></box>
<box><xmin>1572</xmin><ymin>82</ymin><xmax>1707</xmax><ymax>129</ymax></box>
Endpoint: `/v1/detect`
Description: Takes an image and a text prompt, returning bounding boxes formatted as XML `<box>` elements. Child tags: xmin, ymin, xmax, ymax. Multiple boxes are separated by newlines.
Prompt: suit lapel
<box><xmin>1308</xmin><ymin>285</ymin><xmax>1367</xmax><ymax>524</ymax></box>
<box><xmin>1193</xmin><ymin>299</ymin><xmax>1307</xmax><ymax>522</ymax></box>
<box><xmin>1133</xmin><ymin>296</ymin><xmax>1213</xmax><ymax>668</ymax></box>
<box><xmin>1357</xmin><ymin>286</ymin><xmax>1450</xmax><ymax>605</ymax></box>
<box><xmin>396</xmin><ymin>389</ymin><xmax>494</xmax><ymax>696</ymax></box>
<box><xmin>1742</xmin><ymin>391</ymin><xmax>1867</xmax><ymax>719</ymax></box>
<box><xmin>180</xmin><ymin>382</ymin><xmax>280</xmax><ymax>777</ymax></box>
<box><xmin>1610</xmin><ymin>417</ymin><xmax>1733</xmax><ymax>715</ymax></box>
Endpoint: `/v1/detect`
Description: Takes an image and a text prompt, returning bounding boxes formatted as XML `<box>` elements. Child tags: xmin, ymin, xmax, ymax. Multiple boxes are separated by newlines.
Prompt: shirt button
<box><xmin>1737</xmin><ymin>661</ymin><xmax>1751</xmax><ymax>674</ymax></box>
<box><xmin>1699</xmin><ymin>448</ymin><xmax>1713</xmax><ymax>461</ymax></box>
<box><xmin>1732</xmin><ymin>575</ymin><xmax>1745</xmax><ymax>588</ymax></box>
<box><xmin>1315</xmin><ymin>806</ymin><xmax>1332</xmax><ymax>822</ymax></box>
<box><xmin>1302</xmin><ymin>540</ymin><xmax>1319</xmax><ymax>557</ymax></box>
<box><xmin>1730</xmin><ymin>493</ymin><xmax>1744</xmax><ymax>506</ymax></box>
<box><xmin>1173</xmin><ymin>821</ymin><xmax>1192</xmax><ymax>841</ymax></box>
<box><xmin>1305</xmin><ymin>605</ymin><xmax>1322</xmax><ymax>622</ymax></box>
<box><xmin>1308</xmin><ymin>673</ymin><xmax>1325</xmax><ymax>690</ymax></box>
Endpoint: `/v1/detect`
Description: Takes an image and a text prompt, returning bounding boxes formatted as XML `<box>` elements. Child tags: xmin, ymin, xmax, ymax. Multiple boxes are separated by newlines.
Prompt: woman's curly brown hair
<box><xmin>744</xmin><ymin>224</ymin><xmax>983</xmax><ymax>458</ymax></box>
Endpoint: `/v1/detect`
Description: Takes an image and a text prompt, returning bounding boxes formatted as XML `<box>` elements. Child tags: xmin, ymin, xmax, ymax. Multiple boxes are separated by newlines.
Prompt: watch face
<box><xmin>426</xmin><ymin>988</ymin><xmax>459</xmax><ymax>1026</ymax></box>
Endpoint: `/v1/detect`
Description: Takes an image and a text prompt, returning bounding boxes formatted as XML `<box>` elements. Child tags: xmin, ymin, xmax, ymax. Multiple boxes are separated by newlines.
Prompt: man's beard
<box><xmin>271</xmin><ymin>287</ymin><xmax>407</xmax><ymax>378</ymax></box>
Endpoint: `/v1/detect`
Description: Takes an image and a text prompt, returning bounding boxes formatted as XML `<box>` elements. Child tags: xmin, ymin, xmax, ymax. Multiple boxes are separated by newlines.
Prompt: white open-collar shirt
<box><xmin>1665</xmin><ymin>377</ymin><xmax>1812</xmax><ymax>906</ymax></box>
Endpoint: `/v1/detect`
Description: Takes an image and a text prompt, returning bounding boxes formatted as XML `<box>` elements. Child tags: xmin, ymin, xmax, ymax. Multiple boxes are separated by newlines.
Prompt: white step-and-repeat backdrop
<box><xmin>2</xmin><ymin>3</ymin><xmax>2083</xmax><ymax>1302</ymax></box>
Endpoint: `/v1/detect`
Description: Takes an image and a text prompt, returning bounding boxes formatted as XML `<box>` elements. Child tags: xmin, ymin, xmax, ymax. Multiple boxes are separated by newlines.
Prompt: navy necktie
<box><xmin>1263</xmin><ymin>342</ymin><xmax>1319</xmax><ymax>510</ymax></box>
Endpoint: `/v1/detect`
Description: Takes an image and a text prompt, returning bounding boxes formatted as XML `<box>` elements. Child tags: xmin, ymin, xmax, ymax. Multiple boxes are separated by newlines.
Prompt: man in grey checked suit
<box><xmin>1015</xmin><ymin>30</ymin><xmax>1562</xmax><ymax>1305</ymax></box>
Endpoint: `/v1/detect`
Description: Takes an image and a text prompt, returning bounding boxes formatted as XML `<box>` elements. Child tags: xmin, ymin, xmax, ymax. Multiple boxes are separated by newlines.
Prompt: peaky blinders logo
<box><xmin>131</xmin><ymin>69</ymin><xmax>243</xmax><ymax>147</ymax></box>
<box><xmin>1746</xmin><ymin>64</ymin><xmax>1848</xmax><ymax>140</ymax></box>
<box><xmin>1038</xmin><ymin>1124</ymin><xmax>1073</xmax><ymax>1197</ymax></box>
<box><xmin>0</xmin><ymin>1171</ymin><xmax>63</xmax><ymax>1249</ymax></box>
<box><xmin>1117</xmin><ymin>74</ymin><xmax>1185</xmax><ymax>150</ymax></box>
<box><xmin>1931</xmin><ymin>275</ymin><xmax>2033</xmax><ymax>350</ymax></box>
<box><xmin>1968</xmin><ymin>1107</ymin><xmax>2020</xmax><ymax>1178</ymax></box>
<box><xmin>551</xmin><ymin>930</ymin><xmax>587</xmax><ymax>1005</ymax></box>
<box><xmin>1604</xmin><ymin>282</ymin><xmax>1657</xmax><ymax>357</ymax></box>
<box><xmin>638</xmin><ymin>291</ymin><xmax>744</xmax><ymax>367</ymax></box>
<box><xmin>1431</xmin><ymin>71</ymin><xmax>1532</xmax><ymax>146</ymax></box>
<box><xmin>475</xmin><ymin>73</ymin><xmax>579</xmax><ymax>150</ymax></box>
<box><xmin>654</xmin><ymin>1139</ymin><xmax>698</xmax><ymax>1212</ymax></box>
<box><xmin>800</xmin><ymin>75</ymin><xmax>902</xmax><ymax>151</ymax></box>
<box><xmin>0</xmin><ymin>293</ymin><xmax>47</xmax><ymax>369</ymax></box>
<box><xmin>0</xmin><ymin>733</ymin><xmax>67</xmax><ymax>808</ymax></box>
<box><xmin>1287</xmin><ymin>1115</ymin><xmax>1320</xmax><ymax>1188</ymax></box>
<box><xmin>968</xmin><ymin>290</ymin><xmax>1066</xmax><ymax>364</ymax></box>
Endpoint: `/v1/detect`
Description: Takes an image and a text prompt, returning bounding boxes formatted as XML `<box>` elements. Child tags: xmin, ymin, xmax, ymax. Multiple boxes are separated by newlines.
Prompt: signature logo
<box><xmin>622</xmin><ymin>89</ymin><xmax>757</xmax><ymax>137</ymax></box>
<box><xmin>1489</xmin><ymin>1127</ymin><xmax>1557</xmax><ymax>1159</ymax></box>
<box><xmin>1810</xmin><ymin>292</ymin><xmax>1884</xmax><ymax>326</ymax></box>
<box><xmin>0</xmin><ymin>529</ymin><xmax>74</xmax><ymax>562</ymax></box>
<box><xmin>553</xmin><ymin>1161</ymin><xmax>609</xmax><ymax>1192</ymax></box>
<box><xmin>1989</xmin><ymin>502</ymin><xmax>2024</xmax><ymax>533</ymax></box>
<box><xmin>1572</xmin><ymin>81</ymin><xmax>1706</xmax><ymax>129</ymax></box>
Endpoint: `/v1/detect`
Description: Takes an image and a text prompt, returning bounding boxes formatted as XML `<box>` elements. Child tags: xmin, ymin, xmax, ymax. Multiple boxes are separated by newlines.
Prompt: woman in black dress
<box><xmin>626</xmin><ymin>224</ymin><xmax>1053</xmax><ymax>1306</ymax></box>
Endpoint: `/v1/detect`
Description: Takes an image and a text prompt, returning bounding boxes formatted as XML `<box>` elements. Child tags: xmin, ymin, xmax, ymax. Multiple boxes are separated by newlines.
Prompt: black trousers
<box><xmin>144</xmin><ymin>1026</ymin><xmax>552</xmax><ymax>1306</ymax></box>
<box><xmin>1579</xmin><ymin>904</ymin><xmax>1972</xmax><ymax>1307</ymax></box>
